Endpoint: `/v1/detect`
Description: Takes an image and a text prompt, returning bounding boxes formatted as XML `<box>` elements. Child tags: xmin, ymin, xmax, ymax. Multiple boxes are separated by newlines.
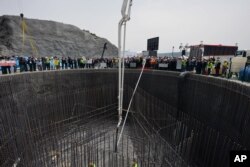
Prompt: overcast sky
<box><xmin>0</xmin><ymin>0</ymin><xmax>249</xmax><ymax>52</ymax></box>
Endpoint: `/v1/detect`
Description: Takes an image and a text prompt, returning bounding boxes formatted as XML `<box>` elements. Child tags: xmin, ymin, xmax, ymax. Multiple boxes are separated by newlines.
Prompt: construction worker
<box><xmin>181</xmin><ymin>58</ymin><xmax>187</xmax><ymax>72</ymax></box>
<box><xmin>54</xmin><ymin>57</ymin><xmax>60</xmax><ymax>70</ymax></box>
<box><xmin>222</xmin><ymin>60</ymin><xmax>228</xmax><ymax>77</ymax></box>
<box><xmin>88</xmin><ymin>162</ymin><xmax>96</xmax><ymax>167</ymax></box>
<box><xmin>79</xmin><ymin>58</ymin><xmax>84</xmax><ymax>68</ymax></box>
<box><xmin>132</xmin><ymin>159</ymin><xmax>138</xmax><ymax>167</ymax></box>
<box><xmin>45</xmin><ymin>56</ymin><xmax>50</xmax><ymax>70</ymax></box>
<box><xmin>207</xmin><ymin>60</ymin><xmax>214</xmax><ymax>75</ymax></box>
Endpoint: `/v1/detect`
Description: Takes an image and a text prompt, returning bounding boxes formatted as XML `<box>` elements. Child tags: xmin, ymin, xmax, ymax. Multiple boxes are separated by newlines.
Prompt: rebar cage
<box><xmin>0</xmin><ymin>69</ymin><xmax>249</xmax><ymax>167</ymax></box>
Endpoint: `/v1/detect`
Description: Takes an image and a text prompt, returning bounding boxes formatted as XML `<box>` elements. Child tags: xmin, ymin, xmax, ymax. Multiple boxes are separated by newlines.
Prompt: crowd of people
<box><xmin>0</xmin><ymin>55</ymin><xmax>230</xmax><ymax>77</ymax></box>
<box><xmin>0</xmin><ymin>56</ymin><xmax>117</xmax><ymax>74</ymax></box>
<box><xmin>126</xmin><ymin>56</ymin><xmax>230</xmax><ymax>77</ymax></box>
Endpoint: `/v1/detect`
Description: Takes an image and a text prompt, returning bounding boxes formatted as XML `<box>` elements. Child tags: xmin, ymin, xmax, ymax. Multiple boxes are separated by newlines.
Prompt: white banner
<box><xmin>159</xmin><ymin>63</ymin><xmax>168</xmax><ymax>68</ymax></box>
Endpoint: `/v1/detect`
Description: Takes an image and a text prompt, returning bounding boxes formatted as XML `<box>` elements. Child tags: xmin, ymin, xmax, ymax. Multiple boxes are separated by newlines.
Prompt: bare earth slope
<box><xmin>0</xmin><ymin>15</ymin><xmax>118</xmax><ymax>58</ymax></box>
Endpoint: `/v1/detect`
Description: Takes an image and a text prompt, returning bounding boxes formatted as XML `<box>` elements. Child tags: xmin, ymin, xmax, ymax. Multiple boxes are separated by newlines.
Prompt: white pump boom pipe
<box><xmin>117</xmin><ymin>0</ymin><xmax>133</xmax><ymax>128</ymax></box>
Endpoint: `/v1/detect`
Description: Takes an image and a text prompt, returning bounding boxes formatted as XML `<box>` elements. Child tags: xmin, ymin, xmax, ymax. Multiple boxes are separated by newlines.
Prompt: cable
<box><xmin>20</xmin><ymin>14</ymin><xmax>39</xmax><ymax>56</ymax></box>
<box><xmin>117</xmin><ymin>59</ymin><xmax>146</xmax><ymax>147</ymax></box>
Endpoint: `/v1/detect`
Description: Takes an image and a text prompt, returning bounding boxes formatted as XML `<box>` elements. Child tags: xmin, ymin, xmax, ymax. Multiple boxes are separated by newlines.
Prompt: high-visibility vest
<box><xmin>223</xmin><ymin>62</ymin><xmax>228</xmax><ymax>68</ymax></box>
<box><xmin>46</xmin><ymin>57</ymin><xmax>50</xmax><ymax>64</ymax></box>
<box><xmin>182</xmin><ymin>60</ymin><xmax>187</xmax><ymax>67</ymax></box>
<box><xmin>208</xmin><ymin>62</ymin><xmax>213</xmax><ymax>69</ymax></box>
<box><xmin>54</xmin><ymin>59</ymin><xmax>59</xmax><ymax>66</ymax></box>
<box><xmin>89</xmin><ymin>163</ymin><xmax>96</xmax><ymax>167</ymax></box>
<box><xmin>132</xmin><ymin>162</ymin><xmax>138</xmax><ymax>167</ymax></box>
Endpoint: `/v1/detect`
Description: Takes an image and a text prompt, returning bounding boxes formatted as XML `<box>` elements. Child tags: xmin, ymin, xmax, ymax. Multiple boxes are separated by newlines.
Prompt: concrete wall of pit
<box><xmin>0</xmin><ymin>69</ymin><xmax>249</xmax><ymax>167</ymax></box>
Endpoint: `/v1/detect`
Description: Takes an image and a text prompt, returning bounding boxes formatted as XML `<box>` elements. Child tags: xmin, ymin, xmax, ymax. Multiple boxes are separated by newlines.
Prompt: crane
<box><xmin>101</xmin><ymin>42</ymin><xmax>107</xmax><ymax>61</ymax></box>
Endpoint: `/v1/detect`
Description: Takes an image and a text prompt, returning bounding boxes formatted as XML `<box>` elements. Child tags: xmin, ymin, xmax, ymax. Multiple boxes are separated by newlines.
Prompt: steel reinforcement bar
<box><xmin>0</xmin><ymin>69</ymin><xmax>249</xmax><ymax>167</ymax></box>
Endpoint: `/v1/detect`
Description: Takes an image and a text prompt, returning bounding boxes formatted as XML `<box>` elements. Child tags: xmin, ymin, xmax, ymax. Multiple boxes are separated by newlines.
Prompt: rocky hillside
<box><xmin>0</xmin><ymin>15</ymin><xmax>118</xmax><ymax>58</ymax></box>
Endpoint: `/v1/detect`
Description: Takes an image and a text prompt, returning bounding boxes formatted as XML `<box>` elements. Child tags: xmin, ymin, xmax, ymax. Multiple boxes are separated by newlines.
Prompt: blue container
<box><xmin>239</xmin><ymin>66</ymin><xmax>250</xmax><ymax>82</ymax></box>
